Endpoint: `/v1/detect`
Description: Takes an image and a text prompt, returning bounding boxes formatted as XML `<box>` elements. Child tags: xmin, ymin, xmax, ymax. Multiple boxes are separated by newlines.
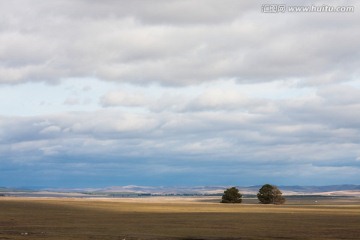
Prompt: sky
<box><xmin>1</xmin><ymin>0</ymin><xmax>360</xmax><ymax>188</ymax></box>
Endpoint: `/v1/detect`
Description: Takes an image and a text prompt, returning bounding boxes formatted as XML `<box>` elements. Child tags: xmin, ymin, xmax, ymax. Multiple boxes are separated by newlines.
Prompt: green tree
<box><xmin>221</xmin><ymin>187</ymin><xmax>242</xmax><ymax>203</ymax></box>
<box><xmin>257</xmin><ymin>184</ymin><xmax>285</xmax><ymax>204</ymax></box>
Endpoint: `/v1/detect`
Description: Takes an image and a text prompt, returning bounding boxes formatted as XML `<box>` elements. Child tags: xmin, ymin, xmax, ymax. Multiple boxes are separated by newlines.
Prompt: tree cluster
<box><xmin>221</xmin><ymin>184</ymin><xmax>285</xmax><ymax>204</ymax></box>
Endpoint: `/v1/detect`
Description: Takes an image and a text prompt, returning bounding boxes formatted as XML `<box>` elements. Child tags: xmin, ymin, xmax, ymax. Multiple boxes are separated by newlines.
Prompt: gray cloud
<box><xmin>1</xmin><ymin>0</ymin><xmax>359</xmax><ymax>85</ymax></box>
<box><xmin>2</xmin><ymin>84</ymin><xmax>360</xmax><ymax>165</ymax></box>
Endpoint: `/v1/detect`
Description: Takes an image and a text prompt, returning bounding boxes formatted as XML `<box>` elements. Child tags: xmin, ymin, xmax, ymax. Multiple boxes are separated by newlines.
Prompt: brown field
<box><xmin>0</xmin><ymin>197</ymin><xmax>359</xmax><ymax>240</ymax></box>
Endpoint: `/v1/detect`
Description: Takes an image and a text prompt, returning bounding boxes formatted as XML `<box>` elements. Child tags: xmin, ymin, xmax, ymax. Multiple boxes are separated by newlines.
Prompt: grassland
<box><xmin>0</xmin><ymin>197</ymin><xmax>359</xmax><ymax>240</ymax></box>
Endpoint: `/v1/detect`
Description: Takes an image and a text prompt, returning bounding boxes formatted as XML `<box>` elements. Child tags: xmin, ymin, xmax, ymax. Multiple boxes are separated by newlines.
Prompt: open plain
<box><xmin>0</xmin><ymin>196</ymin><xmax>359</xmax><ymax>240</ymax></box>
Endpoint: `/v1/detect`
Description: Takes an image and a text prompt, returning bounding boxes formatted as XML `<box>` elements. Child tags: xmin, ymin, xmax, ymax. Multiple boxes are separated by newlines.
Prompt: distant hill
<box><xmin>238</xmin><ymin>185</ymin><xmax>360</xmax><ymax>196</ymax></box>
<box><xmin>1</xmin><ymin>185</ymin><xmax>360</xmax><ymax>197</ymax></box>
<box><xmin>57</xmin><ymin>184</ymin><xmax>360</xmax><ymax>196</ymax></box>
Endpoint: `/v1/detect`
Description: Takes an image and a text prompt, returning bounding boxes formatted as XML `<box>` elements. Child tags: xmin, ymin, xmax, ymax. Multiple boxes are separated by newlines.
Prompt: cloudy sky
<box><xmin>1</xmin><ymin>0</ymin><xmax>359</xmax><ymax>188</ymax></box>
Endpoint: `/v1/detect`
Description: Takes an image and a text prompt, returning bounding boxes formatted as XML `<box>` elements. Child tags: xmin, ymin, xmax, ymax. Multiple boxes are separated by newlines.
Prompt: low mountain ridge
<box><xmin>1</xmin><ymin>184</ymin><xmax>360</xmax><ymax>197</ymax></box>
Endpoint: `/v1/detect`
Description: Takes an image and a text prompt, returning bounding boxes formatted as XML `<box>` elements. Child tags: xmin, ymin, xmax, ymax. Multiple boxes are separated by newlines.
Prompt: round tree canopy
<box><xmin>257</xmin><ymin>184</ymin><xmax>285</xmax><ymax>204</ymax></box>
<box><xmin>221</xmin><ymin>187</ymin><xmax>242</xmax><ymax>203</ymax></box>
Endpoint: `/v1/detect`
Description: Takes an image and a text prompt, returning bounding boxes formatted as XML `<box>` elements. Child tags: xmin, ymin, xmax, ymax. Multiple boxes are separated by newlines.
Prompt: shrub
<box><xmin>221</xmin><ymin>187</ymin><xmax>242</xmax><ymax>203</ymax></box>
<box><xmin>257</xmin><ymin>184</ymin><xmax>285</xmax><ymax>204</ymax></box>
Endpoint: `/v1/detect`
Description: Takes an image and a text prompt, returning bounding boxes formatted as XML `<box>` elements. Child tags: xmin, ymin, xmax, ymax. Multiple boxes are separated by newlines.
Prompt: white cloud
<box><xmin>189</xmin><ymin>88</ymin><xmax>248</xmax><ymax>111</ymax></box>
<box><xmin>0</xmin><ymin>0</ymin><xmax>359</xmax><ymax>86</ymax></box>
<box><xmin>40</xmin><ymin>125</ymin><xmax>62</xmax><ymax>135</ymax></box>
<box><xmin>100</xmin><ymin>90</ymin><xmax>147</xmax><ymax>107</ymax></box>
<box><xmin>317</xmin><ymin>85</ymin><xmax>360</xmax><ymax>105</ymax></box>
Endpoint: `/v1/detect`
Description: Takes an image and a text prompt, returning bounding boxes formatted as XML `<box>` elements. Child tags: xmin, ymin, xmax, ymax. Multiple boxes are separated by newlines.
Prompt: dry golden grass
<box><xmin>0</xmin><ymin>197</ymin><xmax>359</xmax><ymax>239</ymax></box>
